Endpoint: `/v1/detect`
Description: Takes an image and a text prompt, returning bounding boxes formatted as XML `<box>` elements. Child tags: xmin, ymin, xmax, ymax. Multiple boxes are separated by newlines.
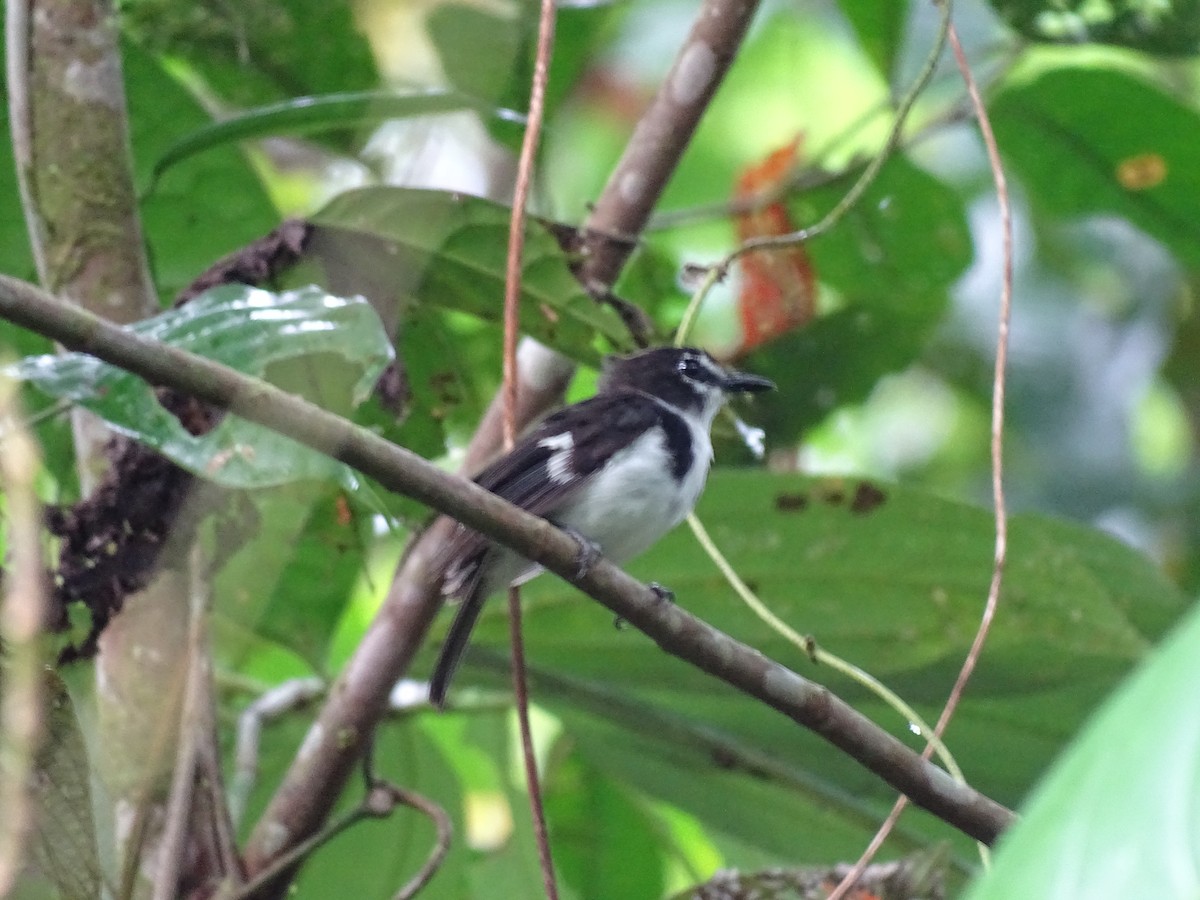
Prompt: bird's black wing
<box><xmin>430</xmin><ymin>391</ymin><xmax>666</xmax><ymax>707</ymax></box>
<box><xmin>437</xmin><ymin>391</ymin><xmax>663</xmax><ymax>599</ymax></box>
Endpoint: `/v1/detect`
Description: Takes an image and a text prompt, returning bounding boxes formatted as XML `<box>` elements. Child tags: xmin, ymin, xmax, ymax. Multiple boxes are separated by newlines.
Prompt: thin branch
<box><xmin>380</xmin><ymin>784</ymin><xmax>452</xmax><ymax>899</ymax></box>
<box><xmin>232</xmin><ymin>805</ymin><xmax>373</xmax><ymax>900</ymax></box>
<box><xmin>725</xmin><ymin>0</ymin><xmax>950</xmax><ymax>262</ymax></box>
<box><xmin>827</xmin><ymin>17</ymin><xmax>1012</xmax><ymax>900</ymax></box>
<box><xmin>506</xmin><ymin>583</ymin><xmax>556</xmax><ymax>898</ymax></box>
<box><xmin>934</xmin><ymin>14</ymin><xmax>1011</xmax><ymax>748</ymax></box>
<box><xmin>0</xmin><ymin>272</ymin><xmax>1015</xmax><ymax>847</ymax></box>
<box><xmin>502</xmin><ymin>0</ymin><xmax>561</xmax><ymax>892</ymax></box>
<box><xmin>231</xmin><ymin>677</ymin><xmax>327</xmax><ymax>830</ymax></box>
<box><xmin>502</xmin><ymin>0</ymin><xmax>557</xmax><ymax>448</ymax></box>
<box><xmin>648</xmin><ymin>42</ymin><xmax>1023</xmax><ymax>233</ymax></box>
<box><xmin>233</xmin><ymin>771</ymin><xmax>450</xmax><ymax>900</ymax></box>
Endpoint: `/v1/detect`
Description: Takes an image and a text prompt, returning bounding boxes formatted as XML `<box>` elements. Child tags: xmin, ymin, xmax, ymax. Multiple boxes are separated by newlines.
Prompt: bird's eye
<box><xmin>677</xmin><ymin>356</ymin><xmax>701</xmax><ymax>378</ymax></box>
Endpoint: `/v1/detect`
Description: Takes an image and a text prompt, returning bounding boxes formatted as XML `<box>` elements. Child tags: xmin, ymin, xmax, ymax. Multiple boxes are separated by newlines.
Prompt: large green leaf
<box><xmin>420</xmin><ymin>711</ymin><xmax>578</xmax><ymax>899</ymax></box>
<box><xmin>308</xmin><ymin>186</ymin><xmax>635</xmax><ymax>362</ymax></box>
<box><xmin>964</xmin><ymin>600</ymin><xmax>1200</xmax><ymax>899</ymax></box>
<box><xmin>9</xmin><ymin>284</ymin><xmax>392</xmax><ymax>489</ymax></box>
<box><xmin>123</xmin><ymin>43</ymin><xmax>279</xmax><ymax>301</ymax></box>
<box><xmin>991</xmin><ymin>67</ymin><xmax>1200</xmax><ymax>270</ymax></box>
<box><xmin>213</xmin><ymin>483</ymin><xmax>375</xmax><ymax>672</ymax></box>
<box><xmin>427</xmin><ymin>0</ymin><xmax>530</xmax><ymax>109</ymax></box>
<box><xmin>27</xmin><ymin>674</ymin><xmax>103</xmax><ymax>900</ymax></box>
<box><xmin>990</xmin><ymin>0</ymin><xmax>1200</xmax><ymax>55</ymax></box>
<box><xmin>122</xmin><ymin>0</ymin><xmax>377</xmax><ymax>110</ymax></box>
<box><xmin>838</xmin><ymin>0</ymin><xmax>911</xmax><ymax>78</ymax></box>
<box><xmin>423</xmin><ymin>471</ymin><xmax>1184</xmax><ymax>863</ymax></box>
<box><xmin>546</xmin><ymin>755</ymin><xmax>668</xmax><ymax>900</ymax></box>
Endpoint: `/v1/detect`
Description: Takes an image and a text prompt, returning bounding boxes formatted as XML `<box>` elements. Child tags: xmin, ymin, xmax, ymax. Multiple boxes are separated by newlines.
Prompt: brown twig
<box><xmin>501</xmin><ymin>0</ymin><xmax>561</xmax><ymax>897</ymax></box>
<box><xmin>502</xmin><ymin>0</ymin><xmax>561</xmax><ymax>892</ymax></box>
<box><xmin>934</xmin><ymin>15</ymin><xmax>1011</xmax><ymax>750</ymax></box>
<box><xmin>0</xmin><ymin>272</ymin><xmax>1016</xmax><ymax>847</ymax></box>
<box><xmin>232</xmin><ymin>769</ymin><xmax>450</xmax><ymax>900</ymax></box>
<box><xmin>826</xmin><ymin>17</ymin><xmax>1013</xmax><ymax>900</ymax></box>
<box><xmin>382</xmin><ymin>784</ymin><xmax>452</xmax><ymax>900</ymax></box>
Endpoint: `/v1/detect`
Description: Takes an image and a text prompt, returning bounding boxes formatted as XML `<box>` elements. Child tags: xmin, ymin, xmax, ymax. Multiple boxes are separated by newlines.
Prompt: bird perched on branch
<box><xmin>429</xmin><ymin>346</ymin><xmax>774</xmax><ymax>707</ymax></box>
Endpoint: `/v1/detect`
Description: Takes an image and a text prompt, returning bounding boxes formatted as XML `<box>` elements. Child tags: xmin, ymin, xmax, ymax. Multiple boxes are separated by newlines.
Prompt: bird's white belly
<box><xmin>552</xmin><ymin>426</ymin><xmax>712</xmax><ymax>565</ymax></box>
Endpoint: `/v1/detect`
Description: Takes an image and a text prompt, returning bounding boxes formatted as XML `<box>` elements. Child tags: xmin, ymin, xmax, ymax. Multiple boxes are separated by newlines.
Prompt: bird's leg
<box><xmin>559</xmin><ymin>526</ymin><xmax>602</xmax><ymax>580</ymax></box>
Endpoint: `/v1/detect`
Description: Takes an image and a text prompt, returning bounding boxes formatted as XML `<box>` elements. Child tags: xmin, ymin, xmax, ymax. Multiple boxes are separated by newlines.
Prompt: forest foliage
<box><xmin>2</xmin><ymin>0</ymin><xmax>1200</xmax><ymax>897</ymax></box>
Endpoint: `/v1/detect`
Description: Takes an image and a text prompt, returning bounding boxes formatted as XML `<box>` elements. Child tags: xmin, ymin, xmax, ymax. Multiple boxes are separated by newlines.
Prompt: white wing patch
<box><xmin>537</xmin><ymin>432</ymin><xmax>575</xmax><ymax>484</ymax></box>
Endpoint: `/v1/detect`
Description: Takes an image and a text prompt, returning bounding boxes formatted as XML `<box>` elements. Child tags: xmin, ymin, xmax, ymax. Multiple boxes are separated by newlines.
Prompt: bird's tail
<box><xmin>429</xmin><ymin>590</ymin><xmax>486</xmax><ymax>709</ymax></box>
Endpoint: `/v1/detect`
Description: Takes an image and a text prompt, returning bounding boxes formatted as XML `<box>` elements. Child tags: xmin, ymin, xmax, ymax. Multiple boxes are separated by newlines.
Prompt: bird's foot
<box><xmin>648</xmin><ymin>582</ymin><xmax>675</xmax><ymax>604</ymax></box>
<box><xmin>560</xmin><ymin>526</ymin><xmax>602</xmax><ymax>580</ymax></box>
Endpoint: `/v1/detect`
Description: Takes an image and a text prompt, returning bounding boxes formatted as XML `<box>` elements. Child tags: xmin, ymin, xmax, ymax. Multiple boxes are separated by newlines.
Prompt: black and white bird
<box><xmin>429</xmin><ymin>346</ymin><xmax>774</xmax><ymax>707</ymax></box>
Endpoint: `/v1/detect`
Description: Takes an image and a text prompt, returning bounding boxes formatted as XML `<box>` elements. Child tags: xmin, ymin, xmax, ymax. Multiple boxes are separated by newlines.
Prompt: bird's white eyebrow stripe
<box><xmin>538</xmin><ymin>432</ymin><xmax>575</xmax><ymax>484</ymax></box>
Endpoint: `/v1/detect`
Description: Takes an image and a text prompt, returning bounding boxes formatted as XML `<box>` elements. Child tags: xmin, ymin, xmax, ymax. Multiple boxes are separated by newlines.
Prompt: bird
<box><xmin>428</xmin><ymin>346</ymin><xmax>775</xmax><ymax>708</ymax></box>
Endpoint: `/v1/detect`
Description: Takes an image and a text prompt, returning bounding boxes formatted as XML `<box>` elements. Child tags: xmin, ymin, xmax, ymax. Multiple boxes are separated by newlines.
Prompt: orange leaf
<box><xmin>732</xmin><ymin>135</ymin><xmax>817</xmax><ymax>355</ymax></box>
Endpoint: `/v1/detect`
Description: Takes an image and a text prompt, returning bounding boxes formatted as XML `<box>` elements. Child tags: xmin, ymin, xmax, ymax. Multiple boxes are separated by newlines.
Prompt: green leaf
<box><xmin>391</xmin><ymin>304</ymin><xmax>500</xmax><ymax>451</ymax></box>
<box><xmin>9</xmin><ymin>285</ymin><xmax>393</xmax><ymax>489</ymax></box>
<box><xmin>122</xmin><ymin>0</ymin><xmax>377</xmax><ymax>110</ymax></box>
<box><xmin>992</xmin><ymin>67</ymin><xmax>1200</xmax><ymax>269</ymax></box>
<box><xmin>422</xmin><ymin>711</ymin><xmax>575</xmax><ymax>898</ymax></box>
<box><xmin>429</xmin><ymin>472</ymin><xmax>1184</xmax><ymax>862</ymax></box>
<box><xmin>746</xmin><ymin>156</ymin><xmax>971</xmax><ymax>446</ymax></box>
<box><xmin>838</xmin><ymin>0</ymin><xmax>910</xmax><ymax>78</ymax></box>
<box><xmin>309</xmin><ymin>186</ymin><xmax>635</xmax><ymax>363</ymax></box>
<box><xmin>150</xmin><ymin>90</ymin><xmax>524</xmax><ymax>186</ymax></box>
<box><xmin>427</xmin><ymin>0</ymin><xmax>530</xmax><ymax>108</ymax></box>
<box><xmin>123</xmin><ymin>43</ymin><xmax>279</xmax><ymax>301</ymax></box>
<box><xmin>990</xmin><ymin>0</ymin><xmax>1200</xmax><ymax>55</ymax></box>
<box><xmin>213</xmin><ymin>483</ymin><xmax>373</xmax><ymax>671</ymax></box>
<box><xmin>964</xmin><ymin>601</ymin><xmax>1200</xmax><ymax>899</ymax></box>
<box><xmin>547</xmin><ymin>755</ymin><xmax>667</xmax><ymax>900</ymax></box>
<box><xmin>29</xmin><ymin>674</ymin><xmax>103</xmax><ymax>900</ymax></box>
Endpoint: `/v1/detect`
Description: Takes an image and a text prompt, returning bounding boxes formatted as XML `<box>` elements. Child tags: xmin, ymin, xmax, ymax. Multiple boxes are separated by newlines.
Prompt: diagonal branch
<box><xmin>0</xmin><ymin>272</ymin><xmax>1016</xmax><ymax>849</ymax></box>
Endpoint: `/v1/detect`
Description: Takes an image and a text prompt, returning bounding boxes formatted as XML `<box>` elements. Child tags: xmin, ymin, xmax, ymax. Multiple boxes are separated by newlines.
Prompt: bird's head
<box><xmin>600</xmin><ymin>347</ymin><xmax>774</xmax><ymax>422</ymax></box>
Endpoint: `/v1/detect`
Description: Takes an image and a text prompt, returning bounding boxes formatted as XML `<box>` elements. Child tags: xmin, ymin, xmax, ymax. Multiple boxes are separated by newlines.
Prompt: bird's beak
<box><xmin>721</xmin><ymin>368</ymin><xmax>775</xmax><ymax>394</ymax></box>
